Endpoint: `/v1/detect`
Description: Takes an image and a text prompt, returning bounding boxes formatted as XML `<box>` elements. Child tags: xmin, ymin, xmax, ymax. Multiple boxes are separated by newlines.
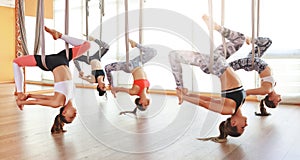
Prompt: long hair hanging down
<box><xmin>197</xmin><ymin>118</ymin><xmax>241</xmax><ymax>143</ymax></box>
<box><xmin>51</xmin><ymin>107</ymin><xmax>69</xmax><ymax>134</ymax></box>
<box><xmin>218</xmin><ymin>118</ymin><xmax>241</xmax><ymax>139</ymax></box>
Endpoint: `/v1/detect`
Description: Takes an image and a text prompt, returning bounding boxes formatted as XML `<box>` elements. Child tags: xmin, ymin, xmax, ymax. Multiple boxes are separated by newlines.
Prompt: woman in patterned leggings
<box><xmin>203</xmin><ymin>15</ymin><xmax>281</xmax><ymax>109</ymax></box>
<box><xmin>73</xmin><ymin>36</ymin><xmax>110</xmax><ymax>97</ymax></box>
<box><xmin>13</xmin><ymin>27</ymin><xmax>90</xmax><ymax>133</ymax></box>
<box><xmin>105</xmin><ymin>40</ymin><xmax>157</xmax><ymax>110</ymax></box>
<box><xmin>168</xmin><ymin>15</ymin><xmax>248</xmax><ymax>141</ymax></box>
<box><xmin>228</xmin><ymin>37</ymin><xmax>281</xmax><ymax>108</ymax></box>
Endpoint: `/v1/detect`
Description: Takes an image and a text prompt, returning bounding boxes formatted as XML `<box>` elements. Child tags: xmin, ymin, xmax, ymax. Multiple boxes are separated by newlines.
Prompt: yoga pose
<box><xmin>168</xmin><ymin>15</ymin><xmax>248</xmax><ymax>141</ymax></box>
<box><xmin>73</xmin><ymin>36</ymin><xmax>110</xmax><ymax>96</ymax></box>
<box><xmin>229</xmin><ymin>38</ymin><xmax>281</xmax><ymax>108</ymax></box>
<box><xmin>13</xmin><ymin>27</ymin><xmax>90</xmax><ymax>133</ymax></box>
<box><xmin>202</xmin><ymin>15</ymin><xmax>281</xmax><ymax>111</ymax></box>
<box><xmin>105</xmin><ymin>40</ymin><xmax>157</xmax><ymax>112</ymax></box>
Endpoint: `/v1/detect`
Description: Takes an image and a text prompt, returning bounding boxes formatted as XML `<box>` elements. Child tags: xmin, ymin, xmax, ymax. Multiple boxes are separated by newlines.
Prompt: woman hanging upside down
<box><xmin>202</xmin><ymin>15</ymin><xmax>281</xmax><ymax>109</ymax></box>
<box><xmin>229</xmin><ymin>37</ymin><xmax>281</xmax><ymax>109</ymax></box>
<box><xmin>168</xmin><ymin>15</ymin><xmax>248</xmax><ymax>142</ymax></box>
<box><xmin>105</xmin><ymin>39</ymin><xmax>157</xmax><ymax>112</ymax></box>
<box><xmin>13</xmin><ymin>27</ymin><xmax>90</xmax><ymax>133</ymax></box>
<box><xmin>73</xmin><ymin>36</ymin><xmax>110</xmax><ymax>97</ymax></box>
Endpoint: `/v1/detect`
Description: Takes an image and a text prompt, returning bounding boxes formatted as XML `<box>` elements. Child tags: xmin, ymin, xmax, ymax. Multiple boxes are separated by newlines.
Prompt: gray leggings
<box><xmin>169</xmin><ymin>26</ymin><xmax>245</xmax><ymax>88</ymax></box>
<box><xmin>73</xmin><ymin>39</ymin><xmax>109</xmax><ymax>72</ymax></box>
<box><xmin>105</xmin><ymin>44</ymin><xmax>157</xmax><ymax>86</ymax></box>
<box><xmin>228</xmin><ymin>37</ymin><xmax>272</xmax><ymax>73</ymax></box>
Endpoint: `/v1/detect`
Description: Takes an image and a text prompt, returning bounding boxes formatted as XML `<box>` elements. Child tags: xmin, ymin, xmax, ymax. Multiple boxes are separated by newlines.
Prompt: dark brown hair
<box><xmin>263</xmin><ymin>95</ymin><xmax>276</xmax><ymax>108</ymax></box>
<box><xmin>50</xmin><ymin>107</ymin><xmax>69</xmax><ymax>134</ymax></box>
<box><xmin>97</xmin><ymin>85</ymin><xmax>107</xmax><ymax>97</ymax></box>
<box><xmin>135</xmin><ymin>98</ymin><xmax>146</xmax><ymax>111</ymax></box>
<box><xmin>218</xmin><ymin>118</ymin><xmax>241</xmax><ymax>139</ymax></box>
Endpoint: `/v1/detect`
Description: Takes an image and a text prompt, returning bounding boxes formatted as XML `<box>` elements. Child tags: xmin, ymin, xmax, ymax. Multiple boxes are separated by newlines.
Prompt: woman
<box><xmin>104</xmin><ymin>39</ymin><xmax>157</xmax><ymax>111</ymax></box>
<box><xmin>13</xmin><ymin>27</ymin><xmax>90</xmax><ymax>133</ymax></box>
<box><xmin>73</xmin><ymin>36</ymin><xmax>110</xmax><ymax>97</ymax></box>
<box><xmin>229</xmin><ymin>38</ymin><xmax>281</xmax><ymax>108</ymax></box>
<box><xmin>202</xmin><ymin>15</ymin><xmax>281</xmax><ymax>109</ymax></box>
<box><xmin>168</xmin><ymin>15</ymin><xmax>248</xmax><ymax>141</ymax></box>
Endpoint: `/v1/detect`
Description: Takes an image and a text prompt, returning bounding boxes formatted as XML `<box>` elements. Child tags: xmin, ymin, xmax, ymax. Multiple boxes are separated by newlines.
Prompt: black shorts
<box><xmin>35</xmin><ymin>49</ymin><xmax>73</xmax><ymax>71</ymax></box>
<box><xmin>221</xmin><ymin>86</ymin><xmax>246</xmax><ymax>114</ymax></box>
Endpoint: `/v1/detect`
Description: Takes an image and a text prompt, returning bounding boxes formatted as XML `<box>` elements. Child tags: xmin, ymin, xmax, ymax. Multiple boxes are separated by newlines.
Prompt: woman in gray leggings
<box><xmin>105</xmin><ymin>40</ymin><xmax>157</xmax><ymax>110</ymax></box>
<box><xmin>73</xmin><ymin>36</ymin><xmax>110</xmax><ymax>96</ymax></box>
<box><xmin>168</xmin><ymin>15</ymin><xmax>248</xmax><ymax>142</ymax></box>
<box><xmin>204</xmin><ymin>15</ymin><xmax>281</xmax><ymax>109</ymax></box>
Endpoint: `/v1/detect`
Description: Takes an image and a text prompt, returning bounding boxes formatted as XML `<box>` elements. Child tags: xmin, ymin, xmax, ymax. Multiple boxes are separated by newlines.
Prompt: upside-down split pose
<box><xmin>73</xmin><ymin>36</ymin><xmax>110</xmax><ymax>97</ymax></box>
<box><xmin>13</xmin><ymin>27</ymin><xmax>90</xmax><ymax>133</ymax></box>
<box><xmin>105</xmin><ymin>40</ymin><xmax>157</xmax><ymax>114</ymax></box>
<box><xmin>168</xmin><ymin>15</ymin><xmax>248</xmax><ymax>142</ymax></box>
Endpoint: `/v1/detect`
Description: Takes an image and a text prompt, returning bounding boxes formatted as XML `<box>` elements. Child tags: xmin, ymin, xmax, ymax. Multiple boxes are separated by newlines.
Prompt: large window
<box><xmin>25</xmin><ymin>0</ymin><xmax>300</xmax><ymax>103</ymax></box>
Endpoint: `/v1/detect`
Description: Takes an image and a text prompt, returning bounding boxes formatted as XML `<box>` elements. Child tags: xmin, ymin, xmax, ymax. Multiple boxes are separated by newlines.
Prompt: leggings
<box><xmin>73</xmin><ymin>39</ymin><xmax>109</xmax><ymax>72</ymax></box>
<box><xmin>13</xmin><ymin>35</ymin><xmax>90</xmax><ymax>67</ymax></box>
<box><xmin>105</xmin><ymin>44</ymin><xmax>157</xmax><ymax>86</ymax></box>
<box><xmin>13</xmin><ymin>44</ymin><xmax>89</xmax><ymax>68</ymax></box>
<box><xmin>228</xmin><ymin>37</ymin><xmax>272</xmax><ymax>73</ymax></box>
<box><xmin>13</xmin><ymin>35</ymin><xmax>90</xmax><ymax>92</ymax></box>
<box><xmin>168</xmin><ymin>26</ymin><xmax>245</xmax><ymax>88</ymax></box>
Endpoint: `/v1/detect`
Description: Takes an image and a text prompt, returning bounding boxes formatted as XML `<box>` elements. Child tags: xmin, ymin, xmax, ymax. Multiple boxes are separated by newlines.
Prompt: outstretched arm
<box><xmin>16</xmin><ymin>94</ymin><xmax>64</xmax><ymax>110</ymax></box>
<box><xmin>246</xmin><ymin>86</ymin><xmax>272</xmax><ymax>96</ymax></box>
<box><xmin>111</xmin><ymin>85</ymin><xmax>139</xmax><ymax>98</ymax></box>
<box><xmin>80</xmin><ymin>75</ymin><xmax>96</xmax><ymax>83</ymax></box>
<box><xmin>27</xmin><ymin>94</ymin><xmax>54</xmax><ymax>100</ymax></box>
<box><xmin>181</xmin><ymin>93</ymin><xmax>236</xmax><ymax>115</ymax></box>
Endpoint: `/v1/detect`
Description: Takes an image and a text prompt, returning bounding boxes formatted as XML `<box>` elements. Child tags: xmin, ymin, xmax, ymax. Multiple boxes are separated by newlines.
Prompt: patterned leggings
<box><xmin>105</xmin><ymin>44</ymin><xmax>157</xmax><ymax>86</ymax></box>
<box><xmin>73</xmin><ymin>39</ymin><xmax>109</xmax><ymax>72</ymax></box>
<box><xmin>169</xmin><ymin>26</ymin><xmax>245</xmax><ymax>88</ymax></box>
<box><xmin>228</xmin><ymin>37</ymin><xmax>272</xmax><ymax>74</ymax></box>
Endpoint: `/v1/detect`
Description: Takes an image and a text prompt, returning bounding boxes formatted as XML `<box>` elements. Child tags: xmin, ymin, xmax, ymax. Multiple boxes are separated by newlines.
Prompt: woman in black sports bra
<box><xmin>73</xmin><ymin>36</ymin><xmax>109</xmax><ymax>96</ymax></box>
<box><xmin>169</xmin><ymin>15</ymin><xmax>248</xmax><ymax>142</ymax></box>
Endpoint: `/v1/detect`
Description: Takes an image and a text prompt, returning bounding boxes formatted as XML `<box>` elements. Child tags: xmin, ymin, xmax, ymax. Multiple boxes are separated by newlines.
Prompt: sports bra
<box><xmin>261</xmin><ymin>76</ymin><xmax>276</xmax><ymax>87</ymax></box>
<box><xmin>133</xmin><ymin>79</ymin><xmax>150</xmax><ymax>96</ymax></box>
<box><xmin>92</xmin><ymin>70</ymin><xmax>105</xmax><ymax>83</ymax></box>
<box><xmin>54</xmin><ymin>80</ymin><xmax>74</xmax><ymax>106</ymax></box>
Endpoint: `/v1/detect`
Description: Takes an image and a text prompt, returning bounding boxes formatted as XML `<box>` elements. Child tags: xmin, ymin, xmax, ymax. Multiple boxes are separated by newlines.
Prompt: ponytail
<box><xmin>50</xmin><ymin>107</ymin><xmax>69</xmax><ymax>134</ymax></box>
<box><xmin>218</xmin><ymin>118</ymin><xmax>241</xmax><ymax>138</ymax></box>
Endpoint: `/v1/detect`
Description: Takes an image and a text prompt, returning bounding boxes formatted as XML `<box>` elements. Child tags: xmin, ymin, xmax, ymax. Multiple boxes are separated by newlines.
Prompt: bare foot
<box><xmin>175</xmin><ymin>88</ymin><xmax>183</xmax><ymax>105</ymax></box>
<box><xmin>246</xmin><ymin>36</ymin><xmax>252</xmax><ymax>45</ymax></box>
<box><xmin>45</xmin><ymin>26</ymin><xmax>62</xmax><ymax>40</ymax></box>
<box><xmin>88</xmin><ymin>36</ymin><xmax>95</xmax><ymax>41</ymax></box>
<box><xmin>129</xmin><ymin>39</ymin><xmax>137</xmax><ymax>48</ymax></box>
<box><xmin>202</xmin><ymin>14</ymin><xmax>221</xmax><ymax>31</ymax></box>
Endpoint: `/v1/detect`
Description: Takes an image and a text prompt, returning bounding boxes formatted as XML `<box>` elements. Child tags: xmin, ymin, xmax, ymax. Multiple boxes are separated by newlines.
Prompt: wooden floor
<box><xmin>1</xmin><ymin>83</ymin><xmax>300</xmax><ymax>160</ymax></box>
